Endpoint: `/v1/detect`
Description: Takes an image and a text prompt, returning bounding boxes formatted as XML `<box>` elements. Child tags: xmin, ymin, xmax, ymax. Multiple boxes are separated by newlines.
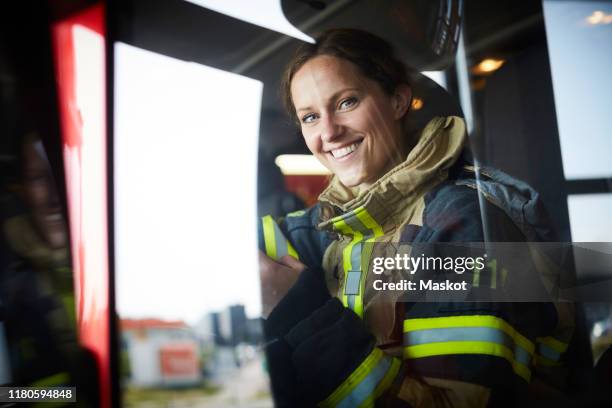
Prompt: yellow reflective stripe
<box><xmin>332</xmin><ymin>208</ymin><xmax>383</xmax><ymax>318</ymax></box>
<box><xmin>318</xmin><ymin>348</ymin><xmax>384</xmax><ymax>408</ymax></box>
<box><xmin>347</xmin><ymin>230</ymin><xmax>364</xmax><ymax>316</ymax></box>
<box><xmin>404</xmin><ymin>341</ymin><xmax>531</xmax><ymax>382</ymax></box>
<box><xmin>262</xmin><ymin>215</ymin><xmax>277</xmax><ymax>260</ymax></box>
<box><xmin>354</xmin><ymin>207</ymin><xmax>383</xmax><ymax>236</ymax></box>
<box><xmin>261</xmin><ymin>215</ymin><xmax>299</xmax><ymax>261</ymax></box>
<box><xmin>403</xmin><ymin>315</ymin><xmax>535</xmax><ymax>354</ymax></box>
<box><xmin>353</xmin><ymin>207</ymin><xmax>383</xmax><ymax>319</ymax></box>
<box><xmin>287</xmin><ymin>209</ymin><xmax>306</xmax><ymax>217</ymax></box>
<box><xmin>332</xmin><ymin>216</ymin><xmax>353</xmax><ymax>235</ymax></box>
<box><xmin>533</xmin><ymin>354</ymin><xmax>561</xmax><ymax>367</ymax></box>
<box><xmin>334</xmin><ymin>218</ymin><xmax>355</xmax><ymax>309</ymax></box>
<box><xmin>31</xmin><ymin>372</ymin><xmax>69</xmax><ymax>387</ymax></box>
<box><xmin>287</xmin><ymin>243</ymin><xmax>299</xmax><ymax>259</ymax></box>
<box><xmin>536</xmin><ymin>336</ymin><xmax>568</xmax><ymax>353</ymax></box>
<box><xmin>358</xmin><ymin>357</ymin><xmax>401</xmax><ymax>408</ymax></box>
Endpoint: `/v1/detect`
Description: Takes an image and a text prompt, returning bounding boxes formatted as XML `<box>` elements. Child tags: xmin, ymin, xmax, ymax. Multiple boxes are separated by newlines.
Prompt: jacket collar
<box><xmin>317</xmin><ymin>116</ymin><xmax>467</xmax><ymax>236</ymax></box>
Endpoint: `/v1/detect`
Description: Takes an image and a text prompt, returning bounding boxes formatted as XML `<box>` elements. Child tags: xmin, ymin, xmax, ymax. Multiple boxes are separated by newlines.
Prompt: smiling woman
<box><xmin>257</xmin><ymin>28</ymin><xmax>587</xmax><ymax>408</ymax></box>
<box><xmin>290</xmin><ymin>55</ymin><xmax>411</xmax><ymax>191</ymax></box>
<box><xmin>281</xmin><ymin>29</ymin><xmax>415</xmax><ymax>191</ymax></box>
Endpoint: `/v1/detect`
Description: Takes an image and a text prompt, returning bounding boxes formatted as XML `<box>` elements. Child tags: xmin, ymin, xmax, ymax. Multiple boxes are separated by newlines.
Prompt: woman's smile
<box><xmin>329</xmin><ymin>140</ymin><xmax>363</xmax><ymax>160</ymax></box>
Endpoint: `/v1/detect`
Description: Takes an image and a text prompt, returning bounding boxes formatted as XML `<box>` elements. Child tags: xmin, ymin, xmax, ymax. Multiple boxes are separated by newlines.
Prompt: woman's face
<box><xmin>22</xmin><ymin>141</ymin><xmax>67</xmax><ymax>249</ymax></box>
<box><xmin>290</xmin><ymin>55</ymin><xmax>410</xmax><ymax>190</ymax></box>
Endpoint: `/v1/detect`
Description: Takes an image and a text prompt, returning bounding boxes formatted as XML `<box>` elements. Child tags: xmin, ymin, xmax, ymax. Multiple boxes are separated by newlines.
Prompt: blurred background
<box><xmin>1</xmin><ymin>0</ymin><xmax>611</xmax><ymax>407</ymax></box>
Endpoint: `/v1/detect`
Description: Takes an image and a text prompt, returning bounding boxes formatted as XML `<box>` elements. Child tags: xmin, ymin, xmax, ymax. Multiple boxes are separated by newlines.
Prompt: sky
<box><xmin>114</xmin><ymin>43</ymin><xmax>262</xmax><ymax>325</ymax></box>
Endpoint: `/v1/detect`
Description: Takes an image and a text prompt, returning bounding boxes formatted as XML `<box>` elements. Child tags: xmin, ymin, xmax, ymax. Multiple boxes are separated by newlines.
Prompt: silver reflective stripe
<box><xmin>514</xmin><ymin>345</ymin><xmax>531</xmax><ymax>366</ymax></box>
<box><xmin>336</xmin><ymin>356</ymin><xmax>392</xmax><ymax>408</ymax></box>
<box><xmin>345</xmin><ymin>214</ymin><xmax>369</xmax><ymax>273</ymax></box>
<box><xmin>538</xmin><ymin>344</ymin><xmax>561</xmax><ymax>362</ymax></box>
<box><xmin>272</xmin><ymin>221</ymin><xmax>289</xmax><ymax>258</ymax></box>
<box><xmin>405</xmin><ymin>326</ymin><xmax>532</xmax><ymax>366</ymax></box>
<box><xmin>347</xmin><ymin>294</ymin><xmax>356</xmax><ymax>311</ymax></box>
<box><xmin>345</xmin><ymin>213</ymin><xmax>369</xmax><ymax>235</ymax></box>
<box><xmin>405</xmin><ymin>326</ymin><xmax>512</xmax><ymax>346</ymax></box>
<box><xmin>342</xmin><ymin>214</ymin><xmax>373</xmax><ymax>315</ymax></box>
<box><xmin>350</xmin><ymin>241</ymin><xmax>363</xmax><ymax>275</ymax></box>
<box><xmin>345</xmin><ymin>271</ymin><xmax>362</xmax><ymax>295</ymax></box>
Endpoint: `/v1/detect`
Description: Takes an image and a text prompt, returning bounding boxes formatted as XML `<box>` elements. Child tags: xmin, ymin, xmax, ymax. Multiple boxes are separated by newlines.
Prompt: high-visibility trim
<box><xmin>537</xmin><ymin>344</ymin><xmax>561</xmax><ymax>362</ymax></box>
<box><xmin>334</xmin><ymin>217</ymin><xmax>359</xmax><ymax>311</ymax></box>
<box><xmin>318</xmin><ymin>348</ymin><xmax>398</xmax><ymax>408</ymax></box>
<box><xmin>354</xmin><ymin>207</ymin><xmax>384</xmax><ymax>319</ymax></box>
<box><xmin>287</xmin><ymin>209</ymin><xmax>306</xmax><ymax>217</ymax></box>
<box><xmin>536</xmin><ymin>336</ymin><xmax>568</xmax><ymax>354</ymax></box>
<box><xmin>358</xmin><ymin>357</ymin><xmax>401</xmax><ymax>408</ymax></box>
<box><xmin>403</xmin><ymin>315</ymin><xmax>535</xmax><ymax>355</ymax></box>
<box><xmin>403</xmin><ymin>315</ymin><xmax>535</xmax><ymax>382</ymax></box>
<box><xmin>319</xmin><ymin>347</ymin><xmax>383</xmax><ymax>407</ymax></box>
<box><xmin>287</xmin><ymin>242</ymin><xmax>298</xmax><ymax>259</ymax></box>
<box><xmin>354</xmin><ymin>207</ymin><xmax>384</xmax><ymax>236</ymax></box>
<box><xmin>332</xmin><ymin>207</ymin><xmax>383</xmax><ymax>319</ymax></box>
<box><xmin>345</xmin><ymin>271</ymin><xmax>362</xmax><ymax>295</ymax></box>
<box><xmin>261</xmin><ymin>215</ymin><xmax>299</xmax><ymax>261</ymax></box>
<box><xmin>404</xmin><ymin>341</ymin><xmax>531</xmax><ymax>382</ymax></box>
<box><xmin>534</xmin><ymin>336</ymin><xmax>568</xmax><ymax>365</ymax></box>
<box><xmin>533</xmin><ymin>354</ymin><xmax>561</xmax><ymax>367</ymax></box>
<box><xmin>404</xmin><ymin>326</ymin><xmax>532</xmax><ymax>366</ymax></box>
<box><xmin>262</xmin><ymin>215</ymin><xmax>277</xmax><ymax>259</ymax></box>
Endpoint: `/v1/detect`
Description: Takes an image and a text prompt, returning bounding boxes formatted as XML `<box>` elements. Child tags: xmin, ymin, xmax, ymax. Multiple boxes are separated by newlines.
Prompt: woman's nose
<box><xmin>320</xmin><ymin>115</ymin><xmax>343</xmax><ymax>142</ymax></box>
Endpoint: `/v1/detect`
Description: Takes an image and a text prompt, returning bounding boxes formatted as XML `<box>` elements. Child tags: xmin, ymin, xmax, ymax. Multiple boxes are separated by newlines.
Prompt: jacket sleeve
<box><xmin>264</xmin><ymin>267</ymin><xmax>405</xmax><ymax>408</ymax></box>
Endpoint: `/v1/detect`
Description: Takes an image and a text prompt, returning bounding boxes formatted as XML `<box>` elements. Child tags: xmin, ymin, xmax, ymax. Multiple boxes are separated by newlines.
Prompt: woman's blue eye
<box><xmin>339</xmin><ymin>97</ymin><xmax>357</xmax><ymax>110</ymax></box>
<box><xmin>302</xmin><ymin>113</ymin><xmax>317</xmax><ymax>123</ymax></box>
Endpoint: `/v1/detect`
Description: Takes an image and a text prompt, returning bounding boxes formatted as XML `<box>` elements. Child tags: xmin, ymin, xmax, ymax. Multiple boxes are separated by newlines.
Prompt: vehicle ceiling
<box><xmin>116</xmin><ymin>0</ymin><xmax>543</xmax><ymax>157</ymax></box>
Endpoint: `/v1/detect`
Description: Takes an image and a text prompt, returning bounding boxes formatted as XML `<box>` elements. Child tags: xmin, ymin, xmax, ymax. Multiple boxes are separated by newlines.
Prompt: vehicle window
<box><xmin>111</xmin><ymin>0</ymin><xmax>612</xmax><ymax>406</ymax></box>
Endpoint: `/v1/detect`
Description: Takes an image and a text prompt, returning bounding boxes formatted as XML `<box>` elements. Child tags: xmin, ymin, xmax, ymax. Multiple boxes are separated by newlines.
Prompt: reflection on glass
<box><xmin>114</xmin><ymin>43</ymin><xmax>269</xmax><ymax>406</ymax></box>
<box><xmin>0</xmin><ymin>135</ymin><xmax>94</xmax><ymax>396</ymax></box>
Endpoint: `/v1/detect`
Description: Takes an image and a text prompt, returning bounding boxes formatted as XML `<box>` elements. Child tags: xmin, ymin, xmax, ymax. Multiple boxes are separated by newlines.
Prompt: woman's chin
<box><xmin>337</xmin><ymin>172</ymin><xmax>367</xmax><ymax>189</ymax></box>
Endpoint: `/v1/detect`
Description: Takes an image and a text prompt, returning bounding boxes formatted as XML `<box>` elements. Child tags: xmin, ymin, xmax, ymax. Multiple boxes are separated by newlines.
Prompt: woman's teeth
<box><xmin>331</xmin><ymin>142</ymin><xmax>361</xmax><ymax>159</ymax></box>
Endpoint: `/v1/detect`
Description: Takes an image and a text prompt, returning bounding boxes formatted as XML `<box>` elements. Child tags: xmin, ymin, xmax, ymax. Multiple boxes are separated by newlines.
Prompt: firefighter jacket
<box><xmin>259</xmin><ymin>116</ymin><xmax>587</xmax><ymax>407</ymax></box>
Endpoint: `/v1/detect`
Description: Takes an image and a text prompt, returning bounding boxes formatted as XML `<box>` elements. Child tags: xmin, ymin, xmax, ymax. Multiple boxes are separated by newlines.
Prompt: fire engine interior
<box><xmin>1</xmin><ymin>0</ymin><xmax>611</xmax><ymax>406</ymax></box>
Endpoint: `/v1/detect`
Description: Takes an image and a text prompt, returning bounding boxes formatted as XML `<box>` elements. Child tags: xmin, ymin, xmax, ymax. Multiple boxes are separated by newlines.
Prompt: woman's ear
<box><xmin>392</xmin><ymin>84</ymin><xmax>412</xmax><ymax>120</ymax></box>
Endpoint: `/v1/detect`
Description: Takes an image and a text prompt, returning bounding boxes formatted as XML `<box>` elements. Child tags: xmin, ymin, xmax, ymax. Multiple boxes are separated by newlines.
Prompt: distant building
<box><xmin>195</xmin><ymin>312</ymin><xmax>220</xmax><ymax>344</ymax></box>
<box><xmin>219</xmin><ymin>304</ymin><xmax>247</xmax><ymax>346</ymax></box>
<box><xmin>121</xmin><ymin>318</ymin><xmax>200</xmax><ymax>387</ymax></box>
<box><xmin>245</xmin><ymin>317</ymin><xmax>264</xmax><ymax>344</ymax></box>
<box><xmin>195</xmin><ymin>306</ymin><xmax>263</xmax><ymax>348</ymax></box>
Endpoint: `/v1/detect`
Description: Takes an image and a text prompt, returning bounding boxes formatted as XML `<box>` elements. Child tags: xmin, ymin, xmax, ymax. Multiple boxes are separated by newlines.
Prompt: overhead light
<box><xmin>183</xmin><ymin>0</ymin><xmax>315</xmax><ymax>43</ymax></box>
<box><xmin>471</xmin><ymin>58</ymin><xmax>505</xmax><ymax>75</ymax></box>
<box><xmin>275</xmin><ymin>155</ymin><xmax>331</xmax><ymax>176</ymax></box>
<box><xmin>586</xmin><ymin>10</ymin><xmax>612</xmax><ymax>25</ymax></box>
<box><xmin>411</xmin><ymin>97</ymin><xmax>424</xmax><ymax>110</ymax></box>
